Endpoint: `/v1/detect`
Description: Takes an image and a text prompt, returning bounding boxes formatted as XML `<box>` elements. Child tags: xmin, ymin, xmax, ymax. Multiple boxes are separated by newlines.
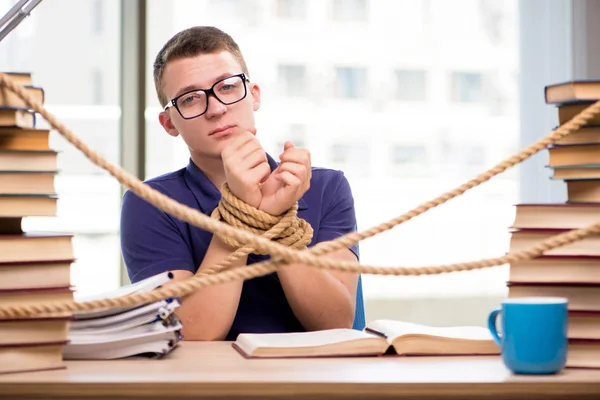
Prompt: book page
<box><xmin>63</xmin><ymin>339</ymin><xmax>178</xmax><ymax>360</ymax></box>
<box><xmin>367</xmin><ymin>319</ymin><xmax>493</xmax><ymax>341</ymax></box>
<box><xmin>68</xmin><ymin>321</ymin><xmax>182</xmax><ymax>344</ymax></box>
<box><xmin>238</xmin><ymin>328</ymin><xmax>377</xmax><ymax>349</ymax></box>
<box><xmin>66</xmin><ymin>325</ymin><xmax>182</xmax><ymax>346</ymax></box>
<box><xmin>64</xmin><ymin>328</ymin><xmax>182</xmax><ymax>362</ymax></box>
<box><xmin>74</xmin><ymin>271</ymin><xmax>173</xmax><ymax>303</ymax></box>
<box><xmin>71</xmin><ymin>299</ymin><xmax>180</xmax><ymax>327</ymax></box>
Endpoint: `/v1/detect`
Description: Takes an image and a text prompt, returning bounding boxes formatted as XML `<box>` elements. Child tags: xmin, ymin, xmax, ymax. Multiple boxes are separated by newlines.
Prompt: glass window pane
<box><xmin>276</xmin><ymin>123</ymin><xmax>307</xmax><ymax>150</ymax></box>
<box><xmin>276</xmin><ymin>0</ymin><xmax>306</xmax><ymax>19</ymax></box>
<box><xmin>278</xmin><ymin>64</ymin><xmax>307</xmax><ymax>97</ymax></box>
<box><xmin>332</xmin><ymin>0</ymin><xmax>367</xmax><ymax>21</ymax></box>
<box><xmin>451</xmin><ymin>72</ymin><xmax>484</xmax><ymax>103</ymax></box>
<box><xmin>335</xmin><ymin>67</ymin><xmax>367</xmax><ymax>99</ymax></box>
<box><xmin>92</xmin><ymin>0</ymin><xmax>104</xmax><ymax>35</ymax></box>
<box><xmin>0</xmin><ymin>0</ymin><xmax>122</xmax><ymax>296</ymax></box>
<box><xmin>391</xmin><ymin>145</ymin><xmax>426</xmax><ymax>165</ymax></box>
<box><xmin>395</xmin><ymin>70</ymin><xmax>427</xmax><ymax>101</ymax></box>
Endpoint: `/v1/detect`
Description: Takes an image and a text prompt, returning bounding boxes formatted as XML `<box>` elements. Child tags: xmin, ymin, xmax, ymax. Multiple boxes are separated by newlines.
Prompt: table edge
<box><xmin>0</xmin><ymin>380</ymin><xmax>599</xmax><ymax>398</ymax></box>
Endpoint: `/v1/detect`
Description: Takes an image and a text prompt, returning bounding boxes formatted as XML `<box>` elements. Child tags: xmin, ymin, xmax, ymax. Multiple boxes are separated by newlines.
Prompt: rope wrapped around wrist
<box><xmin>210</xmin><ymin>183</ymin><xmax>314</xmax><ymax>255</ymax></box>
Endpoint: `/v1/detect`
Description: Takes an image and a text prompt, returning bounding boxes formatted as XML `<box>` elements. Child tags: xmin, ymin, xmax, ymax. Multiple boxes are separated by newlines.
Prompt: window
<box><xmin>276</xmin><ymin>124</ymin><xmax>307</xmax><ymax>150</ymax></box>
<box><xmin>287</xmin><ymin>123</ymin><xmax>307</xmax><ymax>148</ymax></box>
<box><xmin>389</xmin><ymin>144</ymin><xmax>430</xmax><ymax>176</ymax></box>
<box><xmin>451</xmin><ymin>72</ymin><xmax>484</xmax><ymax>103</ymax></box>
<box><xmin>276</xmin><ymin>0</ymin><xmax>306</xmax><ymax>19</ymax></box>
<box><xmin>278</xmin><ymin>64</ymin><xmax>307</xmax><ymax>97</ymax></box>
<box><xmin>332</xmin><ymin>0</ymin><xmax>367</xmax><ymax>21</ymax></box>
<box><xmin>91</xmin><ymin>69</ymin><xmax>103</xmax><ymax>105</ymax></box>
<box><xmin>335</xmin><ymin>67</ymin><xmax>367</xmax><ymax>99</ymax></box>
<box><xmin>92</xmin><ymin>0</ymin><xmax>103</xmax><ymax>35</ymax></box>
<box><xmin>0</xmin><ymin>0</ymin><xmax>122</xmax><ymax>295</ymax></box>
<box><xmin>395</xmin><ymin>70</ymin><xmax>427</xmax><ymax>101</ymax></box>
<box><xmin>438</xmin><ymin>138</ymin><xmax>487</xmax><ymax>177</ymax></box>
<box><xmin>485</xmin><ymin>73</ymin><xmax>510</xmax><ymax>116</ymax></box>
<box><xmin>465</xmin><ymin>145</ymin><xmax>485</xmax><ymax>165</ymax></box>
<box><xmin>331</xmin><ymin>143</ymin><xmax>351</xmax><ymax>164</ymax></box>
<box><xmin>391</xmin><ymin>145</ymin><xmax>427</xmax><ymax>166</ymax></box>
<box><xmin>209</xmin><ymin>0</ymin><xmax>239</xmax><ymax>14</ymax></box>
<box><xmin>478</xmin><ymin>0</ymin><xmax>506</xmax><ymax>45</ymax></box>
<box><xmin>329</xmin><ymin>142</ymin><xmax>370</xmax><ymax>178</ymax></box>
<box><xmin>209</xmin><ymin>0</ymin><xmax>259</xmax><ymax>25</ymax></box>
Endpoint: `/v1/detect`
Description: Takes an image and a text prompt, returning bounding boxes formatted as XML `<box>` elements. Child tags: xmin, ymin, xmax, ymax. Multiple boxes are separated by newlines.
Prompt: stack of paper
<box><xmin>63</xmin><ymin>271</ymin><xmax>183</xmax><ymax>360</ymax></box>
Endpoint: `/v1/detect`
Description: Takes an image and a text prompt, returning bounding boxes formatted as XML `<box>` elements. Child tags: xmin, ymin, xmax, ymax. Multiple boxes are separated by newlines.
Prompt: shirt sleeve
<box><xmin>120</xmin><ymin>187</ymin><xmax>196</xmax><ymax>283</ymax></box>
<box><xmin>314</xmin><ymin>171</ymin><xmax>360</xmax><ymax>260</ymax></box>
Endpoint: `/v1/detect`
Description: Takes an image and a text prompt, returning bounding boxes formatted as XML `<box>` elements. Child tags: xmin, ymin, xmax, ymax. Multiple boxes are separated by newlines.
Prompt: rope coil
<box><xmin>211</xmin><ymin>183</ymin><xmax>313</xmax><ymax>253</ymax></box>
<box><xmin>0</xmin><ymin>72</ymin><xmax>599</xmax><ymax>318</ymax></box>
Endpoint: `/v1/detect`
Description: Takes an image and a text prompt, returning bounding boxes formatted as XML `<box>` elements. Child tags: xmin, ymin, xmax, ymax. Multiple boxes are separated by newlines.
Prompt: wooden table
<box><xmin>0</xmin><ymin>342</ymin><xmax>598</xmax><ymax>399</ymax></box>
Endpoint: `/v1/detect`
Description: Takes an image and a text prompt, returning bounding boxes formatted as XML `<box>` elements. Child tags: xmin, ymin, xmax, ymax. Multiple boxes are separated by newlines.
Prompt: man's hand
<box><xmin>221</xmin><ymin>130</ymin><xmax>271</xmax><ymax>208</ymax></box>
<box><xmin>259</xmin><ymin>142</ymin><xmax>311</xmax><ymax>216</ymax></box>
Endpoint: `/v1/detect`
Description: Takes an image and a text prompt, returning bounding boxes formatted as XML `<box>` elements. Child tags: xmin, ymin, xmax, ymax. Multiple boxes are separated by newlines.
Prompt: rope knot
<box><xmin>210</xmin><ymin>183</ymin><xmax>314</xmax><ymax>254</ymax></box>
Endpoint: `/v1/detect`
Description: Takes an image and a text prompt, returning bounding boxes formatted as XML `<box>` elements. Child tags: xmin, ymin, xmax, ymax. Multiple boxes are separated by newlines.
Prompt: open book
<box><xmin>233</xmin><ymin>319</ymin><xmax>500</xmax><ymax>358</ymax></box>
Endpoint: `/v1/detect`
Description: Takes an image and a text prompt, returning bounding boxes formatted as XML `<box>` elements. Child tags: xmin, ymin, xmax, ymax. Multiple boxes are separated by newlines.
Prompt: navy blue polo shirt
<box><xmin>120</xmin><ymin>154</ymin><xmax>359</xmax><ymax>340</ymax></box>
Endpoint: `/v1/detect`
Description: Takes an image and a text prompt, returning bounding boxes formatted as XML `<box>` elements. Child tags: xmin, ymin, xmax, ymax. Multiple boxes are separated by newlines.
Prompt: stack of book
<box><xmin>64</xmin><ymin>271</ymin><xmax>183</xmax><ymax>360</ymax></box>
<box><xmin>0</xmin><ymin>71</ymin><xmax>75</xmax><ymax>374</ymax></box>
<box><xmin>507</xmin><ymin>80</ymin><xmax>600</xmax><ymax>369</ymax></box>
<box><xmin>0</xmin><ymin>73</ymin><xmax>183</xmax><ymax>374</ymax></box>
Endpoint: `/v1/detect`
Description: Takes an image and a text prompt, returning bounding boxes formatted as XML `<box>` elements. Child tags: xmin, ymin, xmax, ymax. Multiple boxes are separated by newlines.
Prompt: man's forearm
<box><xmin>277</xmin><ymin>249</ymin><xmax>357</xmax><ymax>331</ymax></box>
<box><xmin>169</xmin><ymin>236</ymin><xmax>245</xmax><ymax>341</ymax></box>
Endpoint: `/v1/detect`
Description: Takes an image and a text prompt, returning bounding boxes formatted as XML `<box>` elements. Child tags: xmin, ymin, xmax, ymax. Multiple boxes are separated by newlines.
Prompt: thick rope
<box><xmin>210</xmin><ymin>183</ymin><xmax>313</xmax><ymax>253</ymax></box>
<box><xmin>200</xmin><ymin>182</ymin><xmax>313</xmax><ymax>275</ymax></box>
<box><xmin>4</xmin><ymin>223</ymin><xmax>600</xmax><ymax>318</ymax></box>
<box><xmin>0</xmin><ymin>73</ymin><xmax>599</xmax><ymax>318</ymax></box>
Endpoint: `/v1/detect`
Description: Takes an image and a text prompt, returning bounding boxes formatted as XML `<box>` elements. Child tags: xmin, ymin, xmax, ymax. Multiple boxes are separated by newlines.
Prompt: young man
<box><xmin>120</xmin><ymin>26</ymin><xmax>360</xmax><ymax>341</ymax></box>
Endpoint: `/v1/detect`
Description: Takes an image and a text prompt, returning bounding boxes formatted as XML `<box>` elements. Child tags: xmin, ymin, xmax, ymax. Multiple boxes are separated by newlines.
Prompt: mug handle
<box><xmin>487</xmin><ymin>308</ymin><xmax>502</xmax><ymax>347</ymax></box>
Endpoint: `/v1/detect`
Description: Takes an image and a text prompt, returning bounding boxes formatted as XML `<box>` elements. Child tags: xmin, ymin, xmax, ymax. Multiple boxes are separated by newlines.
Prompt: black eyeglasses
<box><xmin>164</xmin><ymin>73</ymin><xmax>249</xmax><ymax>119</ymax></box>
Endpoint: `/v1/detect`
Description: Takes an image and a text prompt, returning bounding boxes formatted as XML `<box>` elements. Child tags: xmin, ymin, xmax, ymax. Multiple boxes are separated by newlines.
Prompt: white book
<box><xmin>68</xmin><ymin>318</ymin><xmax>183</xmax><ymax>344</ymax></box>
<box><xmin>69</xmin><ymin>313</ymin><xmax>181</xmax><ymax>338</ymax></box>
<box><xmin>69</xmin><ymin>298</ymin><xmax>180</xmax><ymax>330</ymax></box>
<box><xmin>61</xmin><ymin>272</ymin><xmax>185</xmax><ymax>360</ymax></box>
<box><xmin>64</xmin><ymin>340</ymin><xmax>178</xmax><ymax>360</ymax></box>
<box><xmin>73</xmin><ymin>272</ymin><xmax>174</xmax><ymax>319</ymax></box>
<box><xmin>63</xmin><ymin>327</ymin><xmax>182</xmax><ymax>360</ymax></box>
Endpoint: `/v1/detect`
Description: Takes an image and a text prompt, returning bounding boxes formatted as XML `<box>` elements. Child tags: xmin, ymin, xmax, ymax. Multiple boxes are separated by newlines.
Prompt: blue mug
<box><xmin>488</xmin><ymin>297</ymin><xmax>568</xmax><ymax>374</ymax></box>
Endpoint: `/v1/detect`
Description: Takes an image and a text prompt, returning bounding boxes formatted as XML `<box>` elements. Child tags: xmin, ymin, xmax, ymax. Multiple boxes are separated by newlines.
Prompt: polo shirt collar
<box><xmin>184</xmin><ymin>153</ymin><xmax>308</xmax><ymax>214</ymax></box>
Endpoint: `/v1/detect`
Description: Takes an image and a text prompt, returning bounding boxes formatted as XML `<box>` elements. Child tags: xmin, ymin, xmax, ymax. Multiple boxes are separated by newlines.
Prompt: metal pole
<box><xmin>0</xmin><ymin>0</ymin><xmax>29</xmax><ymax>29</ymax></box>
<box><xmin>0</xmin><ymin>0</ymin><xmax>43</xmax><ymax>43</ymax></box>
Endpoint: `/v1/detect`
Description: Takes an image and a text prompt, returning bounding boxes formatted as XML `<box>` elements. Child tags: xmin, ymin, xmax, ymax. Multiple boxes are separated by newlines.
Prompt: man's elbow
<box><xmin>176</xmin><ymin>311</ymin><xmax>229</xmax><ymax>341</ymax></box>
<box><xmin>313</xmin><ymin>305</ymin><xmax>355</xmax><ymax>331</ymax></box>
<box><xmin>336</xmin><ymin>307</ymin><xmax>356</xmax><ymax>329</ymax></box>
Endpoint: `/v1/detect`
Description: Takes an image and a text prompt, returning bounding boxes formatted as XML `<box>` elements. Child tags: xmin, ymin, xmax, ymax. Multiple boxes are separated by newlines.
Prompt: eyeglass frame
<box><xmin>163</xmin><ymin>73</ymin><xmax>250</xmax><ymax>120</ymax></box>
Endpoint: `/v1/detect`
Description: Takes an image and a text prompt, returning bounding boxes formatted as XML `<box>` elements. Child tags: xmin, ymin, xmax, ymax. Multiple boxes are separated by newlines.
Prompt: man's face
<box><xmin>158</xmin><ymin>51</ymin><xmax>261</xmax><ymax>160</ymax></box>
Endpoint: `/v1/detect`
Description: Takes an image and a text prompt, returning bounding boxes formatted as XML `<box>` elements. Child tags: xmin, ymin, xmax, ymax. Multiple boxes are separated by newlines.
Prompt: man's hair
<box><xmin>153</xmin><ymin>26</ymin><xmax>249</xmax><ymax>107</ymax></box>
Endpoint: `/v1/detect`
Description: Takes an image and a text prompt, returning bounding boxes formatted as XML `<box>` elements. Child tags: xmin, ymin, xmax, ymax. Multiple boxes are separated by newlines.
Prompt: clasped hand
<box><xmin>222</xmin><ymin>130</ymin><xmax>311</xmax><ymax>216</ymax></box>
